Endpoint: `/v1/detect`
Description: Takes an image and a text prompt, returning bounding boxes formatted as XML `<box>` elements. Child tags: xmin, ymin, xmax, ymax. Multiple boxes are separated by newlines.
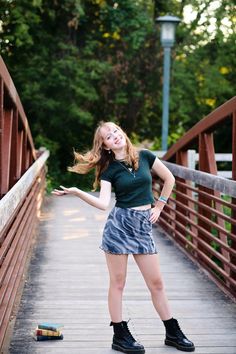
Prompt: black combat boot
<box><xmin>163</xmin><ymin>318</ymin><xmax>195</xmax><ymax>352</ymax></box>
<box><xmin>110</xmin><ymin>320</ymin><xmax>145</xmax><ymax>353</ymax></box>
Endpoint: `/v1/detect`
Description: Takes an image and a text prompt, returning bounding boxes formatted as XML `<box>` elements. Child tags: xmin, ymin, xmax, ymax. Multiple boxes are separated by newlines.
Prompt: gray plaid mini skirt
<box><xmin>100</xmin><ymin>207</ymin><xmax>157</xmax><ymax>255</ymax></box>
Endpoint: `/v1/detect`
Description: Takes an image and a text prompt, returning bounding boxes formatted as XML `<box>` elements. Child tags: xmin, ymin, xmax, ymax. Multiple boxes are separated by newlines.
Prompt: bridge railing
<box><xmin>0</xmin><ymin>56</ymin><xmax>37</xmax><ymax>199</ymax></box>
<box><xmin>0</xmin><ymin>56</ymin><xmax>49</xmax><ymax>349</ymax></box>
<box><xmin>154</xmin><ymin>97</ymin><xmax>236</xmax><ymax>300</ymax></box>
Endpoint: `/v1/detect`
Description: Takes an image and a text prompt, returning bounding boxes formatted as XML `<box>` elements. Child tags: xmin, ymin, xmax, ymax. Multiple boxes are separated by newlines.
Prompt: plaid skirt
<box><xmin>100</xmin><ymin>207</ymin><xmax>157</xmax><ymax>255</ymax></box>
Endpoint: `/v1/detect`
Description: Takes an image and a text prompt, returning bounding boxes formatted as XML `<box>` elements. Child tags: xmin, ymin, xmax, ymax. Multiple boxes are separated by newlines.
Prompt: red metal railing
<box><xmin>0</xmin><ymin>56</ymin><xmax>36</xmax><ymax>199</ymax></box>
<box><xmin>153</xmin><ymin>97</ymin><xmax>236</xmax><ymax>300</ymax></box>
<box><xmin>0</xmin><ymin>56</ymin><xmax>49</xmax><ymax>349</ymax></box>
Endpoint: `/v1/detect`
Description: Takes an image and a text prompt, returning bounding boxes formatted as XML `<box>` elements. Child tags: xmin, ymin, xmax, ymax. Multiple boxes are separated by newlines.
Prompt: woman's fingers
<box><xmin>150</xmin><ymin>217</ymin><xmax>157</xmax><ymax>224</ymax></box>
<box><xmin>52</xmin><ymin>186</ymin><xmax>75</xmax><ymax>196</ymax></box>
<box><xmin>149</xmin><ymin>215</ymin><xmax>155</xmax><ymax>223</ymax></box>
<box><xmin>51</xmin><ymin>188</ymin><xmax>66</xmax><ymax>196</ymax></box>
<box><xmin>149</xmin><ymin>210</ymin><xmax>160</xmax><ymax>223</ymax></box>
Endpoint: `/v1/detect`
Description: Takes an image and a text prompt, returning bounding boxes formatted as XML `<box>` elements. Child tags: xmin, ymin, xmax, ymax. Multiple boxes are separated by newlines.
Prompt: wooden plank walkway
<box><xmin>9</xmin><ymin>195</ymin><xmax>236</xmax><ymax>354</ymax></box>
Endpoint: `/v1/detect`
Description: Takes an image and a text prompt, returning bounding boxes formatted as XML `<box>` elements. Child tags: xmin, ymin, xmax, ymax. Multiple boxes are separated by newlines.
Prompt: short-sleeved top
<box><xmin>100</xmin><ymin>149</ymin><xmax>156</xmax><ymax>208</ymax></box>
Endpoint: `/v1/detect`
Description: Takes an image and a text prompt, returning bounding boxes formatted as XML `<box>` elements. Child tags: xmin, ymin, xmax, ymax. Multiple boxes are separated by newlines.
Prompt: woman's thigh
<box><xmin>105</xmin><ymin>253</ymin><xmax>128</xmax><ymax>284</ymax></box>
<box><xmin>133</xmin><ymin>254</ymin><xmax>164</xmax><ymax>289</ymax></box>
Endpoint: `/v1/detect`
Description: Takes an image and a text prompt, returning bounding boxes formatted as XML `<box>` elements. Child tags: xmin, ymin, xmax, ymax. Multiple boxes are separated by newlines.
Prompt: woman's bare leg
<box><xmin>133</xmin><ymin>254</ymin><xmax>172</xmax><ymax>320</ymax></box>
<box><xmin>105</xmin><ymin>253</ymin><xmax>128</xmax><ymax>323</ymax></box>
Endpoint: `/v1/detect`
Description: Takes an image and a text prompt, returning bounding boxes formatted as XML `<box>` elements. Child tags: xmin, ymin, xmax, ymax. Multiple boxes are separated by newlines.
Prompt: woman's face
<box><xmin>100</xmin><ymin>124</ymin><xmax>126</xmax><ymax>151</ymax></box>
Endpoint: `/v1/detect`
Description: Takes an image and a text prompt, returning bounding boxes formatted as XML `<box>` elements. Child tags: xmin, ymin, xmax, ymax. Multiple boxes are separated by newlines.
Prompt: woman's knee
<box><xmin>148</xmin><ymin>277</ymin><xmax>165</xmax><ymax>294</ymax></box>
<box><xmin>110</xmin><ymin>274</ymin><xmax>126</xmax><ymax>292</ymax></box>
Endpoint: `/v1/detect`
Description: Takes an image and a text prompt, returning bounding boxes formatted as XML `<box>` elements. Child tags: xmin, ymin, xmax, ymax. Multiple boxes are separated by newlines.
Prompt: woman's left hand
<box><xmin>149</xmin><ymin>206</ymin><xmax>162</xmax><ymax>224</ymax></box>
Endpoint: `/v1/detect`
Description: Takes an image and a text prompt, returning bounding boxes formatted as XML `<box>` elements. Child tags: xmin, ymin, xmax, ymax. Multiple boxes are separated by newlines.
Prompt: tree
<box><xmin>1</xmin><ymin>0</ymin><xmax>235</xmax><ymax>188</ymax></box>
<box><xmin>169</xmin><ymin>0</ymin><xmax>236</xmax><ymax>148</ymax></box>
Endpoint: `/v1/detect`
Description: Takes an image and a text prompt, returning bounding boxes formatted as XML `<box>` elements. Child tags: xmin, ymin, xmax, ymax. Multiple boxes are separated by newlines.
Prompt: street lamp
<box><xmin>156</xmin><ymin>15</ymin><xmax>181</xmax><ymax>151</ymax></box>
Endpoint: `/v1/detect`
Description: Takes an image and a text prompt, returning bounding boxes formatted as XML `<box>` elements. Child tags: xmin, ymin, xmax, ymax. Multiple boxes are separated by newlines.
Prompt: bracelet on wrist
<box><xmin>158</xmin><ymin>196</ymin><xmax>168</xmax><ymax>204</ymax></box>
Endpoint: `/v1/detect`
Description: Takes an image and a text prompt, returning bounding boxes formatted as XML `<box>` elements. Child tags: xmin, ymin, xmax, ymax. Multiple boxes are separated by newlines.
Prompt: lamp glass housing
<box><xmin>161</xmin><ymin>22</ymin><xmax>175</xmax><ymax>43</ymax></box>
<box><xmin>156</xmin><ymin>15</ymin><xmax>181</xmax><ymax>47</ymax></box>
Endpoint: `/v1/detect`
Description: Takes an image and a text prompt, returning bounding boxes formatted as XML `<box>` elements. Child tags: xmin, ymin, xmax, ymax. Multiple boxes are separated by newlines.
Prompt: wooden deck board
<box><xmin>9</xmin><ymin>195</ymin><xmax>236</xmax><ymax>354</ymax></box>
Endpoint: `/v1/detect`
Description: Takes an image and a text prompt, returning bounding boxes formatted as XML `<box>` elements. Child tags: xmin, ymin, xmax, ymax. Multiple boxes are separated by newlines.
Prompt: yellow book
<box><xmin>35</xmin><ymin>328</ymin><xmax>62</xmax><ymax>336</ymax></box>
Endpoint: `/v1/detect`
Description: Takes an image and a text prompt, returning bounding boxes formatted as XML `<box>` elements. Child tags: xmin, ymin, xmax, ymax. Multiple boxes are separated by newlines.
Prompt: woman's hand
<box><xmin>51</xmin><ymin>185</ymin><xmax>79</xmax><ymax>196</ymax></box>
<box><xmin>149</xmin><ymin>205</ymin><xmax>162</xmax><ymax>224</ymax></box>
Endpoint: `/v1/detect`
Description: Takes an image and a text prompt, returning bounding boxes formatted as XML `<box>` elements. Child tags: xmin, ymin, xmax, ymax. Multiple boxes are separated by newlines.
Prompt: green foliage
<box><xmin>0</xmin><ymin>0</ymin><xmax>235</xmax><ymax>189</ymax></box>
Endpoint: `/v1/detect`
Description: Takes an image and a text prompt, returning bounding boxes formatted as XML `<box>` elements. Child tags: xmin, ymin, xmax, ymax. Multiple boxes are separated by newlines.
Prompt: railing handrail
<box><xmin>163</xmin><ymin>96</ymin><xmax>236</xmax><ymax>161</ymax></box>
<box><xmin>0</xmin><ymin>56</ymin><xmax>36</xmax><ymax>159</ymax></box>
<box><xmin>163</xmin><ymin>161</ymin><xmax>236</xmax><ymax>197</ymax></box>
<box><xmin>0</xmin><ymin>149</ymin><xmax>49</xmax><ymax>235</ymax></box>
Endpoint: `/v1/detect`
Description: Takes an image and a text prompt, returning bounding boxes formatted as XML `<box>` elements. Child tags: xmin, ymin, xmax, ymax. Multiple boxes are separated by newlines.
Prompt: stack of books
<box><xmin>33</xmin><ymin>322</ymin><xmax>64</xmax><ymax>341</ymax></box>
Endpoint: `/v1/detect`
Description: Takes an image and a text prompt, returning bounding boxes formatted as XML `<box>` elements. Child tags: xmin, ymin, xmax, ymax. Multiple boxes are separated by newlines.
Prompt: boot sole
<box><xmin>112</xmin><ymin>343</ymin><xmax>145</xmax><ymax>354</ymax></box>
<box><xmin>165</xmin><ymin>339</ymin><xmax>195</xmax><ymax>352</ymax></box>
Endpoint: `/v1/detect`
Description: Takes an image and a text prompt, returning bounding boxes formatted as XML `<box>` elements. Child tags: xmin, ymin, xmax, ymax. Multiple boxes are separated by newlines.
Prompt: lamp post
<box><xmin>156</xmin><ymin>15</ymin><xmax>181</xmax><ymax>151</ymax></box>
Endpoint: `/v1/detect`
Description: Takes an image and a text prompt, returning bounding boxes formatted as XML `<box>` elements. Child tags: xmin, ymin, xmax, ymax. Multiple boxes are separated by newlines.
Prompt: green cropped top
<box><xmin>100</xmin><ymin>149</ymin><xmax>156</xmax><ymax>208</ymax></box>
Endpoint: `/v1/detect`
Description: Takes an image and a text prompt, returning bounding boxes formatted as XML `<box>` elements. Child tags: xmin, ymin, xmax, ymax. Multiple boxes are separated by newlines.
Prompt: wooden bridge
<box><xmin>0</xmin><ymin>56</ymin><xmax>236</xmax><ymax>353</ymax></box>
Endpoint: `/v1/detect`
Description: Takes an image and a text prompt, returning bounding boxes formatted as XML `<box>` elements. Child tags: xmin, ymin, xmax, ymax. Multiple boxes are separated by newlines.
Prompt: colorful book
<box><xmin>35</xmin><ymin>328</ymin><xmax>62</xmax><ymax>337</ymax></box>
<box><xmin>37</xmin><ymin>322</ymin><xmax>64</xmax><ymax>332</ymax></box>
<box><xmin>33</xmin><ymin>334</ymin><xmax>64</xmax><ymax>341</ymax></box>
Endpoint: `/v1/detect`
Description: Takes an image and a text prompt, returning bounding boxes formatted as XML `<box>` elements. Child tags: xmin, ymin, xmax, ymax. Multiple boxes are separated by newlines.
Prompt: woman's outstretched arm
<box><xmin>52</xmin><ymin>180</ymin><xmax>112</xmax><ymax>211</ymax></box>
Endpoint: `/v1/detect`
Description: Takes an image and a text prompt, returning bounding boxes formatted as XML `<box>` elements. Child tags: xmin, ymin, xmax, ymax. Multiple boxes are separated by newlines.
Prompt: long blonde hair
<box><xmin>68</xmin><ymin>121</ymin><xmax>139</xmax><ymax>190</ymax></box>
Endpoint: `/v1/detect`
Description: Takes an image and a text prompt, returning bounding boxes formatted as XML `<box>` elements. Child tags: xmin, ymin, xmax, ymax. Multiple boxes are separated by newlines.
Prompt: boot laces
<box><xmin>174</xmin><ymin>320</ymin><xmax>186</xmax><ymax>339</ymax></box>
<box><xmin>122</xmin><ymin>320</ymin><xmax>136</xmax><ymax>341</ymax></box>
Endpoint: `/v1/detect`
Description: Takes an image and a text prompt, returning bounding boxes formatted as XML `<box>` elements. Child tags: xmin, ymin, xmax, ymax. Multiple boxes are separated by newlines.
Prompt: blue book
<box><xmin>37</xmin><ymin>322</ymin><xmax>64</xmax><ymax>332</ymax></box>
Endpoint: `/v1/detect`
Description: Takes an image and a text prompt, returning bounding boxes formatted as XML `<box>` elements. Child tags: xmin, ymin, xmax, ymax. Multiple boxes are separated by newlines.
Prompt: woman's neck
<box><xmin>114</xmin><ymin>149</ymin><xmax>126</xmax><ymax>161</ymax></box>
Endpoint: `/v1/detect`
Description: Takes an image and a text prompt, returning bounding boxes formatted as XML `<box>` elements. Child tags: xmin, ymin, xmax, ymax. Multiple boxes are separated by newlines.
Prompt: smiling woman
<box><xmin>51</xmin><ymin>121</ymin><xmax>195</xmax><ymax>353</ymax></box>
<box><xmin>101</xmin><ymin>125</ymin><xmax>125</xmax><ymax>147</ymax></box>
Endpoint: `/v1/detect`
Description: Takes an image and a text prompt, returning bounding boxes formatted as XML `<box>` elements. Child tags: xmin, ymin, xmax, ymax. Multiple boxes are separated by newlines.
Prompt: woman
<box><xmin>52</xmin><ymin>121</ymin><xmax>195</xmax><ymax>353</ymax></box>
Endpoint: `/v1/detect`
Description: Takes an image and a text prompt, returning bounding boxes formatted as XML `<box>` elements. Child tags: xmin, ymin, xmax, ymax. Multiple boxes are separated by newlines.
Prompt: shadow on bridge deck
<box><xmin>9</xmin><ymin>195</ymin><xmax>236</xmax><ymax>354</ymax></box>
